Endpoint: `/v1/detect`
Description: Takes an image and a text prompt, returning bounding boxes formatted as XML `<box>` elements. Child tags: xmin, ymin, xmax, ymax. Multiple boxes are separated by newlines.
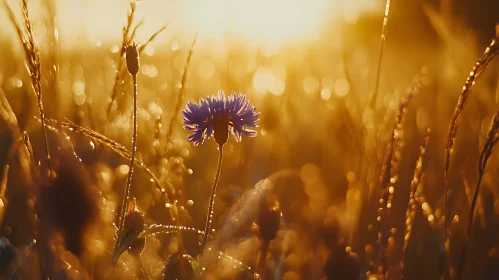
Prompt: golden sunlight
<box><xmin>1</xmin><ymin>0</ymin><xmax>380</xmax><ymax>47</ymax></box>
<box><xmin>184</xmin><ymin>0</ymin><xmax>329</xmax><ymax>42</ymax></box>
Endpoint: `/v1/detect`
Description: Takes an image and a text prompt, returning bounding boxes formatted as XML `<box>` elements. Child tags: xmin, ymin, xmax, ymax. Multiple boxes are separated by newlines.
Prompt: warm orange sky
<box><xmin>1</xmin><ymin>0</ymin><xmax>380</xmax><ymax>48</ymax></box>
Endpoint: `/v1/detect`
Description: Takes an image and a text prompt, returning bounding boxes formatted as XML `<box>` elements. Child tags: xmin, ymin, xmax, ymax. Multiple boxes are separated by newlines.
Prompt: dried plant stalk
<box><xmin>5</xmin><ymin>0</ymin><xmax>52</xmax><ymax>175</ymax></box>
<box><xmin>377</xmin><ymin>80</ymin><xmax>421</xmax><ymax>276</ymax></box>
<box><xmin>403</xmin><ymin>129</ymin><xmax>430</xmax><ymax>254</ymax></box>
<box><xmin>45</xmin><ymin>119</ymin><xmax>174</xmax><ymax>199</ymax></box>
<box><xmin>106</xmin><ymin>0</ymin><xmax>138</xmax><ymax>121</ymax></box>
<box><xmin>443</xmin><ymin>26</ymin><xmax>499</xmax><ymax>249</ymax></box>
<box><xmin>164</xmin><ymin>33</ymin><xmax>198</xmax><ymax>148</ymax></box>
<box><xmin>367</xmin><ymin>0</ymin><xmax>391</xmax><ymax>109</ymax></box>
<box><xmin>444</xmin><ymin>28</ymin><xmax>499</xmax><ymax>183</ymax></box>
<box><xmin>456</xmin><ymin>110</ymin><xmax>499</xmax><ymax>279</ymax></box>
<box><xmin>138</xmin><ymin>25</ymin><xmax>168</xmax><ymax>53</ymax></box>
<box><xmin>105</xmin><ymin>0</ymin><xmax>168</xmax><ymax>124</ymax></box>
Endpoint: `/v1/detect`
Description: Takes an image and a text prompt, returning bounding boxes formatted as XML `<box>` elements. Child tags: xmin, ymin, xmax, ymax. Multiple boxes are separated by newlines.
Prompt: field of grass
<box><xmin>0</xmin><ymin>0</ymin><xmax>498</xmax><ymax>279</ymax></box>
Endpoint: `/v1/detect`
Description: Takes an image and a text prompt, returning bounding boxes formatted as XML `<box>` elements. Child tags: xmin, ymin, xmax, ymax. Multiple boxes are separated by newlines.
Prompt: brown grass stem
<box><xmin>368</xmin><ymin>0</ymin><xmax>391</xmax><ymax>109</ymax></box>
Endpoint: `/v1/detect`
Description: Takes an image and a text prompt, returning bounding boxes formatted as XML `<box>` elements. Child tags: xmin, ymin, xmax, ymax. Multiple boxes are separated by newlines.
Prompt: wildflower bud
<box><xmin>126</xmin><ymin>43</ymin><xmax>140</xmax><ymax>76</ymax></box>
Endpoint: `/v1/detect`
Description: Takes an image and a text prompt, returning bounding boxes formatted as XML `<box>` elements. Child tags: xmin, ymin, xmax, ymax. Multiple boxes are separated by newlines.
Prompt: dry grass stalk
<box><xmin>106</xmin><ymin>0</ymin><xmax>138</xmax><ymax>121</ymax></box>
<box><xmin>367</xmin><ymin>0</ymin><xmax>391</xmax><ymax>109</ymax></box>
<box><xmin>377</xmin><ymin>80</ymin><xmax>422</xmax><ymax>276</ymax></box>
<box><xmin>403</xmin><ymin>128</ymin><xmax>431</xmax><ymax>254</ymax></box>
<box><xmin>444</xmin><ymin>26</ymin><xmax>499</xmax><ymax>184</ymax></box>
<box><xmin>443</xmin><ymin>25</ymin><xmax>499</xmax><ymax>251</ymax></box>
<box><xmin>138</xmin><ymin>25</ymin><xmax>169</xmax><ymax>53</ymax></box>
<box><xmin>4</xmin><ymin>0</ymin><xmax>52</xmax><ymax>176</ymax></box>
<box><xmin>105</xmin><ymin>1</ymin><xmax>168</xmax><ymax>124</ymax></box>
<box><xmin>45</xmin><ymin>119</ymin><xmax>174</xmax><ymax>200</ymax></box>
<box><xmin>456</xmin><ymin>109</ymin><xmax>499</xmax><ymax>279</ymax></box>
<box><xmin>164</xmin><ymin>33</ymin><xmax>198</xmax><ymax>149</ymax></box>
<box><xmin>41</xmin><ymin>118</ymin><xmax>82</xmax><ymax>163</ymax></box>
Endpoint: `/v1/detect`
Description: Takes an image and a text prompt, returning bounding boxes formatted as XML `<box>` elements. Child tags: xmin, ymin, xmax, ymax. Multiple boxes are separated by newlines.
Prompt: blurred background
<box><xmin>0</xmin><ymin>0</ymin><xmax>498</xmax><ymax>279</ymax></box>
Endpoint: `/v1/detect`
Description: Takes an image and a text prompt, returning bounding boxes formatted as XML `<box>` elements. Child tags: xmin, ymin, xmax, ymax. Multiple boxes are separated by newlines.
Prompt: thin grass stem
<box><xmin>368</xmin><ymin>0</ymin><xmax>391</xmax><ymax>109</ymax></box>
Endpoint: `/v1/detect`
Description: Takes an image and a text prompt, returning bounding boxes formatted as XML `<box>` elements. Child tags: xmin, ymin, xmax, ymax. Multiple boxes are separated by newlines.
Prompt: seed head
<box><xmin>126</xmin><ymin>42</ymin><xmax>140</xmax><ymax>76</ymax></box>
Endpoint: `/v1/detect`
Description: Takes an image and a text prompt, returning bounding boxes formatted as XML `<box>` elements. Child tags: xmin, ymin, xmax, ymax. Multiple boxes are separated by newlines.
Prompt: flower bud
<box><xmin>126</xmin><ymin>43</ymin><xmax>140</xmax><ymax>76</ymax></box>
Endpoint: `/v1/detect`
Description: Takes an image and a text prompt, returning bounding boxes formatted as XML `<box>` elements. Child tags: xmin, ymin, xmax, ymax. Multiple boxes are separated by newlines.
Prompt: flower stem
<box><xmin>200</xmin><ymin>144</ymin><xmax>223</xmax><ymax>256</ymax></box>
<box><xmin>116</xmin><ymin>74</ymin><xmax>138</xmax><ymax>249</ymax></box>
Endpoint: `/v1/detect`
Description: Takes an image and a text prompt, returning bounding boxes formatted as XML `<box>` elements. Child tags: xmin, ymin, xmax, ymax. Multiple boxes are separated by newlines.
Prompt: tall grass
<box><xmin>4</xmin><ymin>0</ymin><xmax>52</xmax><ymax>177</ymax></box>
<box><xmin>444</xmin><ymin>26</ymin><xmax>499</xmax><ymax>228</ymax></box>
<box><xmin>376</xmin><ymin>78</ymin><xmax>422</xmax><ymax>277</ymax></box>
<box><xmin>106</xmin><ymin>0</ymin><xmax>167</xmax><ymax>126</ymax></box>
<box><xmin>1</xmin><ymin>0</ymin><xmax>499</xmax><ymax>279</ymax></box>
<box><xmin>456</xmin><ymin>109</ymin><xmax>499</xmax><ymax>279</ymax></box>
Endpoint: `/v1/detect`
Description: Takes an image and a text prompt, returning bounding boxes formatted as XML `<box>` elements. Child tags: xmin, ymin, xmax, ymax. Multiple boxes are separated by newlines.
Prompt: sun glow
<box><xmin>0</xmin><ymin>0</ymin><xmax>379</xmax><ymax>47</ymax></box>
<box><xmin>185</xmin><ymin>0</ymin><xmax>329</xmax><ymax>43</ymax></box>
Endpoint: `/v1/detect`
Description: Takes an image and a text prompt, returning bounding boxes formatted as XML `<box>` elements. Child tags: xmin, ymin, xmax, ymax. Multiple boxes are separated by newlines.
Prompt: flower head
<box><xmin>182</xmin><ymin>91</ymin><xmax>260</xmax><ymax>146</ymax></box>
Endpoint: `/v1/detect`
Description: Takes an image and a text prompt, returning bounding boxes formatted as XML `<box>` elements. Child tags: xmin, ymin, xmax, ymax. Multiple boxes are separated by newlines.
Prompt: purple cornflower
<box><xmin>182</xmin><ymin>90</ymin><xmax>260</xmax><ymax>146</ymax></box>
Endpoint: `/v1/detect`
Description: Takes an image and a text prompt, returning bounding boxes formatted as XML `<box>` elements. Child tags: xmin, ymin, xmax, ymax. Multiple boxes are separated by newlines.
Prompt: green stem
<box><xmin>116</xmin><ymin>74</ymin><xmax>138</xmax><ymax>249</ymax></box>
<box><xmin>200</xmin><ymin>144</ymin><xmax>223</xmax><ymax>256</ymax></box>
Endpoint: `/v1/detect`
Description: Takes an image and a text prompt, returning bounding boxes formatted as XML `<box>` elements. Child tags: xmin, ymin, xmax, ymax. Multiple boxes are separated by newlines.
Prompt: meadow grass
<box><xmin>0</xmin><ymin>0</ymin><xmax>498</xmax><ymax>279</ymax></box>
